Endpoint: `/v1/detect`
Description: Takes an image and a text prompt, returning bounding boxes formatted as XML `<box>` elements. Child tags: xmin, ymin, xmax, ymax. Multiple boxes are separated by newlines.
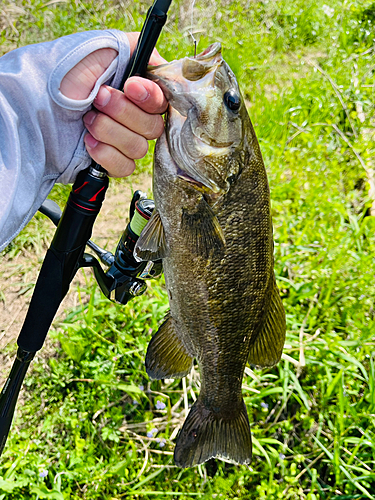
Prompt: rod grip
<box><xmin>18</xmin><ymin>168</ymin><xmax>108</xmax><ymax>352</ymax></box>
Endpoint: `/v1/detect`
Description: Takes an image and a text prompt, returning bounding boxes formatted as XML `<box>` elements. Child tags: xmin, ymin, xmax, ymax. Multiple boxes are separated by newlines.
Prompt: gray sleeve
<box><xmin>0</xmin><ymin>29</ymin><xmax>130</xmax><ymax>251</ymax></box>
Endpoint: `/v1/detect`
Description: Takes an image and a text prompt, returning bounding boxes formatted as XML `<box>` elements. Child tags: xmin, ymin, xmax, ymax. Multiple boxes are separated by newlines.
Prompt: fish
<box><xmin>135</xmin><ymin>43</ymin><xmax>286</xmax><ymax>468</ymax></box>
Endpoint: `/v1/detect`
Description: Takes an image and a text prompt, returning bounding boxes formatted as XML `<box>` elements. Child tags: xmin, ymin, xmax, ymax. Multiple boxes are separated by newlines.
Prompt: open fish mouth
<box><xmin>195</xmin><ymin>43</ymin><xmax>222</xmax><ymax>60</ymax></box>
<box><xmin>146</xmin><ymin>43</ymin><xmax>223</xmax><ymax>116</ymax></box>
<box><xmin>147</xmin><ymin>43</ymin><xmax>222</xmax><ymax>84</ymax></box>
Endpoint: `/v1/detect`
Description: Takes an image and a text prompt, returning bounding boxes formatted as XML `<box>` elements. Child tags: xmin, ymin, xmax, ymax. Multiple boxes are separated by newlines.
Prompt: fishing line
<box><xmin>189</xmin><ymin>0</ymin><xmax>197</xmax><ymax>57</ymax></box>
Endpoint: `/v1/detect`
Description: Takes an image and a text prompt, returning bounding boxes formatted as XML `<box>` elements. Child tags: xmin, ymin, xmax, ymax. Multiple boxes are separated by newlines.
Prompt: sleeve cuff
<box><xmin>48</xmin><ymin>29</ymin><xmax>131</xmax><ymax>111</ymax></box>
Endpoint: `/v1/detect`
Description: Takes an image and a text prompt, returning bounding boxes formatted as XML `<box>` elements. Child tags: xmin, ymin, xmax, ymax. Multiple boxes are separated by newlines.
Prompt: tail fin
<box><xmin>174</xmin><ymin>398</ymin><xmax>252</xmax><ymax>468</ymax></box>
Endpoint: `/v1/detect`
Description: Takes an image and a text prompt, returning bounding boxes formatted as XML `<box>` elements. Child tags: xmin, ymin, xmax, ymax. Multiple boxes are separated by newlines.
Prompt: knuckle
<box><xmin>88</xmin><ymin>143</ymin><xmax>107</xmax><ymax>165</ymax></box>
<box><xmin>117</xmin><ymin>98</ymin><xmax>132</xmax><ymax>122</ymax></box>
<box><xmin>93</xmin><ymin>144</ymin><xmax>136</xmax><ymax>178</ymax></box>
<box><xmin>89</xmin><ymin>113</ymin><xmax>109</xmax><ymax>139</ymax></box>
<box><xmin>127</xmin><ymin>136</ymin><xmax>148</xmax><ymax>159</ymax></box>
<box><xmin>108</xmin><ymin>157</ymin><xmax>136</xmax><ymax>178</ymax></box>
<box><xmin>121</xmin><ymin>158</ymin><xmax>136</xmax><ymax>176</ymax></box>
<box><xmin>144</xmin><ymin>116</ymin><xmax>164</xmax><ymax>140</ymax></box>
<box><xmin>105</xmin><ymin>150</ymin><xmax>122</xmax><ymax>172</ymax></box>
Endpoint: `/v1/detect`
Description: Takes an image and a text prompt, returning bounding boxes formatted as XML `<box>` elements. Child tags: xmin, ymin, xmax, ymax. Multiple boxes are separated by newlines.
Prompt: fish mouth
<box><xmin>177</xmin><ymin>169</ymin><xmax>206</xmax><ymax>190</ymax></box>
<box><xmin>177</xmin><ymin>160</ymin><xmax>222</xmax><ymax>199</ymax></box>
<box><xmin>147</xmin><ymin>43</ymin><xmax>222</xmax><ymax>79</ymax></box>
<box><xmin>195</xmin><ymin>43</ymin><xmax>222</xmax><ymax>60</ymax></box>
<box><xmin>176</xmin><ymin>165</ymin><xmax>221</xmax><ymax>196</ymax></box>
<box><xmin>146</xmin><ymin>43</ymin><xmax>223</xmax><ymax>114</ymax></box>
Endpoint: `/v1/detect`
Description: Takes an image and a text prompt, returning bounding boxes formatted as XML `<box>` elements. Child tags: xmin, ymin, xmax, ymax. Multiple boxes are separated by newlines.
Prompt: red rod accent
<box><xmin>71</xmin><ymin>201</ymin><xmax>98</xmax><ymax>212</ymax></box>
<box><xmin>89</xmin><ymin>186</ymin><xmax>106</xmax><ymax>202</ymax></box>
<box><xmin>74</xmin><ymin>181</ymin><xmax>89</xmax><ymax>194</ymax></box>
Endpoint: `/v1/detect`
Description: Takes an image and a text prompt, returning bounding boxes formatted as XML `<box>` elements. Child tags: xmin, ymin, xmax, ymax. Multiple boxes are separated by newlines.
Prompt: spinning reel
<box><xmin>40</xmin><ymin>189</ymin><xmax>163</xmax><ymax>305</ymax></box>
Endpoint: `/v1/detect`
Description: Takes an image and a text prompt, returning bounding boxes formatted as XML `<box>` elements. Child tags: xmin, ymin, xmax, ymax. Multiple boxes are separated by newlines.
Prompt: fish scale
<box><xmin>135</xmin><ymin>42</ymin><xmax>286</xmax><ymax>467</ymax></box>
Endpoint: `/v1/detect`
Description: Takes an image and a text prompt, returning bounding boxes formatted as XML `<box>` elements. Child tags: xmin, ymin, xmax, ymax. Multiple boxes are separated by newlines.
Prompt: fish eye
<box><xmin>224</xmin><ymin>89</ymin><xmax>241</xmax><ymax>112</ymax></box>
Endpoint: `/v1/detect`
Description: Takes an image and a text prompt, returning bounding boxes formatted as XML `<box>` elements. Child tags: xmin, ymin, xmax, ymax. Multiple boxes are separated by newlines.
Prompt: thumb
<box><xmin>60</xmin><ymin>48</ymin><xmax>118</xmax><ymax>100</ymax></box>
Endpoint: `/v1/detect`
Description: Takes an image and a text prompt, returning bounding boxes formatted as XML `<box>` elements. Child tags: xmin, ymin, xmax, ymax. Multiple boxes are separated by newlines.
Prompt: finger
<box><xmin>84</xmin><ymin>110</ymin><xmax>149</xmax><ymax>159</ymax></box>
<box><xmin>93</xmin><ymin>86</ymin><xmax>165</xmax><ymax>139</ymax></box>
<box><xmin>61</xmin><ymin>48</ymin><xmax>118</xmax><ymax>100</ymax></box>
<box><xmin>84</xmin><ymin>133</ymin><xmax>136</xmax><ymax>178</ymax></box>
<box><xmin>124</xmin><ymin>77</ymin><xmax>168</xmax><ymax>114</ymax></box>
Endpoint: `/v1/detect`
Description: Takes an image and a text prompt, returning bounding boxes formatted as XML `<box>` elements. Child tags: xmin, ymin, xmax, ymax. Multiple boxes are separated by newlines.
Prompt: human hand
<box><xmin>60</xmin><ymin>33</ymin><xmax>167</xmax><ymax>177</ymax></box>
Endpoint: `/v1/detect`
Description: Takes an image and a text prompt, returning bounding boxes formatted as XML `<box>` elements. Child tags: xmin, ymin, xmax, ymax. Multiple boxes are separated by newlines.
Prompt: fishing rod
<box><xmin>0</xmin><ymin>0</ymin><xmax>172</xmax><ymax>458</ymax></box>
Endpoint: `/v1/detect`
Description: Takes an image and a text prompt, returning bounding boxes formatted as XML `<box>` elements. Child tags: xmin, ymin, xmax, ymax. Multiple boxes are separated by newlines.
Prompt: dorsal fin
<box><xmin>248</xmin><ymin>277</ymin><xmax>286</xmax><ymax>367</ymax></box>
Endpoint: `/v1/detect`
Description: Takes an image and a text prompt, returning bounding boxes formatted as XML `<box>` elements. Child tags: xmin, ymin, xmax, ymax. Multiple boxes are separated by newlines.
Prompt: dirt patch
<box><xmin>0</xmin><ymin>174</ymin><xmax>152</xmax><ymax>386</ymax></box>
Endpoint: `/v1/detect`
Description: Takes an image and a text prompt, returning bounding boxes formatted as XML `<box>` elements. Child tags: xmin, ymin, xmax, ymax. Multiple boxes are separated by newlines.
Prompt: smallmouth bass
<box><xmin>135</xmin><ymin>43</ymin><xmax>286</xmax><ymax>468</ymax></box>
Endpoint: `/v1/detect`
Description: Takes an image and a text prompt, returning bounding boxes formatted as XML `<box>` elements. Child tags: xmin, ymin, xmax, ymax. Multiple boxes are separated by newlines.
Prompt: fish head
<box><xmin>147</xmin><ymin>43</ymin><xmax>249</xmax><ymax>198</ymax></box>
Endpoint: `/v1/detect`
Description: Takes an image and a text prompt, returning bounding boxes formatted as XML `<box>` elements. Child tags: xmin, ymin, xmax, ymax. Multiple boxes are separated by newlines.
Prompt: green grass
<box><xmin>1</xmin><ymin>0</ymin><xmax>375</xmax><ymax>498</ymax></box>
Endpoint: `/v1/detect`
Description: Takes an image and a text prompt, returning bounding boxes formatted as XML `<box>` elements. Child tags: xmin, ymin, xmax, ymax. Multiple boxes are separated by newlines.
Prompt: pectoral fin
<box><xmin>248</xmin><ymin>277</ymin><xmax>286</xmax><ymax>367</ymax></box>
<box><xmin>134</xmin><ymin>209</ymin><xmax>168</xmax><ymax>262</ymax></box>
<box><xmin>181</xmin><ymin>197</ymin><xmax>225</xmax><ymax>258</ymax></box>
<box><xmin>146</xmin><ymin>313</ymin><xmax>194</xmax><ymax>380</ymax></box>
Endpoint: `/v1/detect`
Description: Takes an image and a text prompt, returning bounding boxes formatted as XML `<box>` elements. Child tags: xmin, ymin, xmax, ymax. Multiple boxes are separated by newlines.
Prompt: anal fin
<box><xmin>146</xmin><ymin>313</ymin><xmax>193</xmax><ymax>380</ymax></box>
<box><xmin>134</xmin><ymin>208</ymin><xmax>168</xmax><ymax>262</ymax></box>
<box><xmin>248</xmin><ymin>276</ymin><xmax>286</xmax><ymax>367</ymax></box>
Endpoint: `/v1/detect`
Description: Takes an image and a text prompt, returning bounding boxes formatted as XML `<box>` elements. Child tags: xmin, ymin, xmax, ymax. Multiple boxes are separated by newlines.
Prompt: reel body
<box><xmin>84</xmin><ymin>191</ymin><xmax>163</xmax><ymax>305</ymax></box>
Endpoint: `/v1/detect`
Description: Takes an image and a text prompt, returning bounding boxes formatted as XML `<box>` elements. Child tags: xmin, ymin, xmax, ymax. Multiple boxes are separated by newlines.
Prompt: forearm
<box><xmin>0</xmin><ymin>30</ymin><xmax>130</xmax><ymax>251</ymax></box>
